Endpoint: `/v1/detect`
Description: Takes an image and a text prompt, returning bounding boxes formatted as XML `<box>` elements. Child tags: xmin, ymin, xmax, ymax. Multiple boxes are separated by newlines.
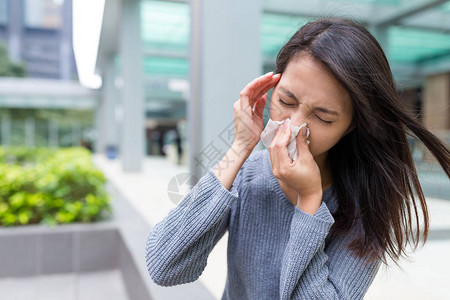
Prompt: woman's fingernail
<box><xmin>302</xmin><ymin>127</ymin><xmax>307</xmax><ymax>136</ymax></box>
<box><xmin>273</xmin><ymin>73</ymin><xmax>280</xmax><ymax>78</ymax></box>
<box><xmin>306</xmin><ymin>128</ymin><xmax>310</xmax><ymax>138</ymax></box>
<box><xmin>266</xmin><ymin>71</ymin><xmax>273</xmax><ymax>76</ymax></box>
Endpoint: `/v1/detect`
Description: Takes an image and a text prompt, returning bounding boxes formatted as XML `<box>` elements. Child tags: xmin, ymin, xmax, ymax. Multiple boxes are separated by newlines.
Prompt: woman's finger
<box><xmin>276</xmin><ymin>123</ymin><xmax>294</xmax><ymax>172</ymax></box>
<box><xmin>269</xmin><ymin>124</ymin><xmax>282</xmax><ymax>176</ymax></box>
<box><xmin>253</xmin><ymin>73</ymin><xmax>280</xmax><ymax>102</ymax></box>
<box><xmin>294</xmin><ymin>127</ymin><xmax>314</xmax><ymax>170</ymax></box>
<box><xmin>240</xmin><ymin>72</ymin><xmax>272</xmax><ymax>109</ymax></box>
<box><xmin>269</xmin><ymin>122</ymin><xmax>289</xmax><ymax>177</ymax></box>
<box><xmin>240</xmin><ymin>72</ymin><xmax>275</xmax><ymax>109</ymax></box>
<box><xmin>253</xmin><ymin>93</ymin><xmax>267</xmax><ymax>118</ymax></box>
<box><xmin>294</xmin><ymin>126</ymin><xmax>312</xmax><ymax>162</ymax></box>
<box><xmin>249</xmin><ymin>72</ymin><xmax>279</xmax><ymax>99</ymax></box>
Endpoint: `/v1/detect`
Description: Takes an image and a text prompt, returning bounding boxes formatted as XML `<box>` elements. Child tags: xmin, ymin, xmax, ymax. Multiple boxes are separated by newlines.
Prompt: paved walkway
<box><xmin>0</xmin><ymin>270</ymin><xmax>128</xmax><ymax>300</ymax></box>
<box><xmin>93</xmin><ymin>154</ymin><xmax>450</xmax><ymax>300</ymax></box>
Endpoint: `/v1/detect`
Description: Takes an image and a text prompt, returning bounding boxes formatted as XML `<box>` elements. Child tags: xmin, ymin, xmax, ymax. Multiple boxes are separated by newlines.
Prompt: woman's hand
<box><xmin>233</xmin><ymin>71</ymin><xmax>281</xmax><ymax>158</ymax></box>
<box><xmin>213</xmin><ymin>71</ymin><xmax>280</xmax><ymax>191</ymax></box>
<box><xmin>269</xmin><ymin>121</ymin><xmax>323</xmax><ymax>215</ymax></box>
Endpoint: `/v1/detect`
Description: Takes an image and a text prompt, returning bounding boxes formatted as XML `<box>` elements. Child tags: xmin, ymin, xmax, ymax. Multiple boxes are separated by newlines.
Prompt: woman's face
<box><xmin>270</xmin><ymin>54</ymin><xmax>353</xmax><ymax>161</ymax></box>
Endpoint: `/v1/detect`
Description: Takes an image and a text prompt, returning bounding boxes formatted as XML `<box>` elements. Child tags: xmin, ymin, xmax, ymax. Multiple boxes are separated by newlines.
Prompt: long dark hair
<box><xmin>275</xmin><ymin>18</ymin><xmax>450</xmax><ymax>264</ymax></box>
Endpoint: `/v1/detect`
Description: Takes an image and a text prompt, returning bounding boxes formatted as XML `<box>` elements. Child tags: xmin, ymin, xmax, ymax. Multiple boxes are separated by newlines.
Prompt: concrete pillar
<box><xmin>98</xmin><ymin>56</ymin><xmax>120</xmax><ymax>154</ymax></box>
<box><xmin>1</xmin><ymin>113</ymin><xmax>11</xmax><ymax>146</ymax></box>
<box><xmin>422</xmin><ymin>73</ymin><xmax>450</xmax><ymax>161</ymax></box>
<box><xmin>60</xmin><ymin>0</ymin><xmax>73</xmax><ymax>80</ymax></box>
<box><xmin>94</xmin><ymin>102</ymin><xmax>104</xmax><ymax>153</ymax></box>
<box><xmin>120</xmin><ymin>0</ymin><xmax>145</xmax><ymax>171</ymax></box>
<box><xmin>25</xmin><ymin>117</ymin><xmax>35</xmax><ymax>147</ymax></box>
<box><xmin>8</xmin><ymin>0</ymin><xmax>22</xmax><ymax>62</ymax></box>
<box><xmin>189</xmin><ymin>0</ymin><xmax>262</xmax><ymax>179</ymax></box>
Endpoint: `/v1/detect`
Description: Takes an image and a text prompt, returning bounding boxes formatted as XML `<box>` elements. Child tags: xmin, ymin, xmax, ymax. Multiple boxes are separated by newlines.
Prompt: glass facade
<box><xmin>2</xmin><ymin>0</ymin><xmax>450</xmax><ymax>148</ymax></box>
<box><xmin>0</xmin><ymin>0</ymin><xmax>7</xmax><ymax>24</ymax></box>
<box><xmin>389</xmin><ymin>26</ymin><xmax>450</xmax><ymax>63</ymax></box>
<box><xmin>134</xmin><ymin>0</ymin><xmax>450</xmax><ymax>156</ymax></box>
<box><xmin>261</xmin><ymin>14</ymin><xmax>309</xmax><ymax>60</ymax></box>
<box><xmin>140</xmin><ymin>0</ymin><xmax>189</xmax><ymax>78</ymax></box>
<box><xmin>24</xmin><ymin>0</ymin><xmax>64</xmax><ymax>29</ymax></box>
<box><xmin>141</xmin><ymin>0</ymin><xmax>189</xmax><ymax>52</ymax></box>
<box><xmin>143</xmin><ymin>56</ymin><xmax>188</xmax><ymax>78</ymax></box>
<box><xmin>0</xmin><ymin>108</ymin><xmax>93</xmax><ymax>147</ymax></box>
<box><xmin>139</xmin><ymin>0</ymin><xmax>450</xmax><ymax>90</ymax></box>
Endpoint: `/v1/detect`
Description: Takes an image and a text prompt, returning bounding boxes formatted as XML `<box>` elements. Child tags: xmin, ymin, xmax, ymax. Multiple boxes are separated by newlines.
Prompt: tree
<box><xmin>0</xmin><ymin>43</ymin><xmax>26</xmax><ymax>77</ymax></box>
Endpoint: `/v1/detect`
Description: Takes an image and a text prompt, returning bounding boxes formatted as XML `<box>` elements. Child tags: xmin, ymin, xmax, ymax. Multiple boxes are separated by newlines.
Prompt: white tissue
<box><xmin>260</xmin><ymin>118</ymin><xmax>309</xmax><ymax>161</ymax></box>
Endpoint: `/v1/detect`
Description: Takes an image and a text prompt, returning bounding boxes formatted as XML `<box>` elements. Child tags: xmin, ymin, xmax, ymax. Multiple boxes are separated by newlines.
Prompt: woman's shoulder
<box><xmin>243</xmin><ymin>148</ymin><xmax>269</xmax><ymax>174</ymax></box>
<box><xmin>234</xmin><ymin>148</ymin><xmax>269</xmax><ymax>186</ymax></box>
<box><xmin>247</xmin><ymin>148</ymin><xmax>268</xmax><ymax>163</ymax></box>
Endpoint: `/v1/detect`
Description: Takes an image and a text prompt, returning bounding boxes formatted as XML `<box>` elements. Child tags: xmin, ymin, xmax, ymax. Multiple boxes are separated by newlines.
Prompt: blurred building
<box><xmin>94</xmin><ymin>0</ymin><xmax>450</xmax><ymax>174</ymax></box>
<box><xmin>0</xmin><ymin>0</ymin><xmax>95</xmax><ymax>150</ymax></box>
<box><xmin>0</xmin><ymin>0</ymin><xmax>448</xmax><ymax>173</ymax></box>
<box><xmin>0</xmin><ymin>0</ymin><xmax>77</xmax><ymax>79</ymax></box>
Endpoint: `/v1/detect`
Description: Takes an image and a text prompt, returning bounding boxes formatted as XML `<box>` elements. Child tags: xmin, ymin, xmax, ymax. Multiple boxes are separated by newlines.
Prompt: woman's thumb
<box><xmin>296</xmin><ymin>126</ymin><xmax>310</xmax><ymax>155</ymax></box>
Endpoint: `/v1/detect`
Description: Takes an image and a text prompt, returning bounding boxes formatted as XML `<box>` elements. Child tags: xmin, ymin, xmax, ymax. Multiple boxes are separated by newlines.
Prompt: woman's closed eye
<box><xmin>278</xmin><ymin>98</ymin><xmax>333</xmax><ymax>125</ymax></box>
<box><xmin>316</xmin><ymin>115</ymin><xmax>333</xmax><ymax>125</ymax></box>
<box><xmin>278</xmin><ymin>98</ymin><xmax>295</xmax><ymax>107</ymax></box>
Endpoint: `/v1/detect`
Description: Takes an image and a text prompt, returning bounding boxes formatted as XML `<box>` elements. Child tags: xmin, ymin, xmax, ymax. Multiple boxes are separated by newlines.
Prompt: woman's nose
<box><xmin>290</xmin><ymin>114</ymin><xmax>309</xmax><ymax>127</ymax></box>
<box><xmin>275</xmin><ymin>109</ymin><xmax>309</xmax><ymax>125</ymax></box>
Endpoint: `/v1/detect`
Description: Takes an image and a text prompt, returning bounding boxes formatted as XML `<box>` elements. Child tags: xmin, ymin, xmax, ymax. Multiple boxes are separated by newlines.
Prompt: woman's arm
<box><xmin>145</xmin><ymin>142</ymin><xmax>251</xmax><ymax>286</ymax></box>
<box><xmin>145</xmin><ymin>159</ymin><xmax>242</xmax><ymax>286</ymax></box>
<box><xmin>280</xmin><ymin>203</ymin><xmax>380</xmax><ymax>300</ymax></box>
<box><xmin>216</xmin><ymin>71</ymin><xmax>280</xmax><ymax>190</ymax></box>
<box><xmin>146</xmin><ymin>71</ymin><xmax>280</xmax><ymax>286</ymax></box>
<box><xmin>213</xmin><ymin>142</ymin><xmax>251</xmax><ymax>190</ymax></box>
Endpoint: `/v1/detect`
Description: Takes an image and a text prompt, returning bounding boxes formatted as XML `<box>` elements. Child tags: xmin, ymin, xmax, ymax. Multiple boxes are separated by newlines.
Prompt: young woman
<box><xmin>146</xmin><ymin>18</ymin><xmax>450</xmax><ymax>299</ymax></box>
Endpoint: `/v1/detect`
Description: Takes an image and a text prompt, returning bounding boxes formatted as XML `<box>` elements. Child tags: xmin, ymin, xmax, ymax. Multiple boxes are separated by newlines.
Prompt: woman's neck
<box><xmin>315</xmin><ymin>152</ymin><xmax>332</xmax><ymax>191</ymax></box>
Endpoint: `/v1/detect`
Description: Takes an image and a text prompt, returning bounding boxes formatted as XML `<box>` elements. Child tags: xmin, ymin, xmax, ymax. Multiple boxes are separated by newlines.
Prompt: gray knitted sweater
<box><xmin>145</xmin><ymin>149</ymin><xmax>381</xmax><ymax>299</ymax></box>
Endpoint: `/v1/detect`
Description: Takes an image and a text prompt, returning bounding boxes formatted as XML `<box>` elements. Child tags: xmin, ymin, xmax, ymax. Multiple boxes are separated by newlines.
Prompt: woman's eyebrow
<box><xmin>279</xmin><ymin>87</ymin><xmax>299</xmax><ymax>102</ymax></box>
<box><xmin>315</xmin><ymin>107</ymin><xmax>339</xmax><ymax>116</ymax></box>
<box><xmin>279</xmin><ymin>86</ymin><xmax>339</xmax><ymax>116</ymax></box>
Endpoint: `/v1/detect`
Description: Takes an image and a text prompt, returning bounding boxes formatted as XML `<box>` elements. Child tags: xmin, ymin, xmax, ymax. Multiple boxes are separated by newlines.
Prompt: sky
<box><xmin>72</xmin><ymin>0</ymin><xmax>105</xmax><ymax>89</ymax></box>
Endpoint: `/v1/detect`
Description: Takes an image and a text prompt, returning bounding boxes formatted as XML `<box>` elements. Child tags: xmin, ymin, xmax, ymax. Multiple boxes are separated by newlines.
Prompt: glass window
<box><xmin>141</xmin><ymin>0</ymin><xmax>190</xmax><ymax>53</ymax></box>
<box><xmin>24</xmin><ymin>0</ymin><xmax>64</xmax><ymax>29</ymax></box>
<box><xmin>389</xmin><ymin>26</ymin><xmax>450</xmax><ymax>63</ymax></box>
<box><xmin>0</xmin><ymin>0</ymin><xmax>8</xmax><ymax>24</ymax></box>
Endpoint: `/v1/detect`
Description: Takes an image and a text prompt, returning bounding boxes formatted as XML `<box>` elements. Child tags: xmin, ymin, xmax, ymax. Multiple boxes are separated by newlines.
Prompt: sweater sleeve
<box><xmin>145</xmin><ymin>167</ymin><xmax>241</xmax><ymax>287</ymax></box>
<box><xmin>280</xmin><ymin>202</ymin><xmax>380</xmax><ymax>300</ymax></box>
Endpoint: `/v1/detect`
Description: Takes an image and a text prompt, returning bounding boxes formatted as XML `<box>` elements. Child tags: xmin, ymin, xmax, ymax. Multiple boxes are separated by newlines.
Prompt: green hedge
<box><xmin>0</xmin><ymin>147</ymin><xmax>111</xmax><ymax>226</ymax></box>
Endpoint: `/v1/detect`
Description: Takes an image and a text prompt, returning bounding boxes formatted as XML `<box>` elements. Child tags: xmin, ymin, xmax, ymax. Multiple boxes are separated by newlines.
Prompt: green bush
<box><xmin>0</xmin><ymin>147</ymin><xmax>111</xmax><ymax>226</ymax></box>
